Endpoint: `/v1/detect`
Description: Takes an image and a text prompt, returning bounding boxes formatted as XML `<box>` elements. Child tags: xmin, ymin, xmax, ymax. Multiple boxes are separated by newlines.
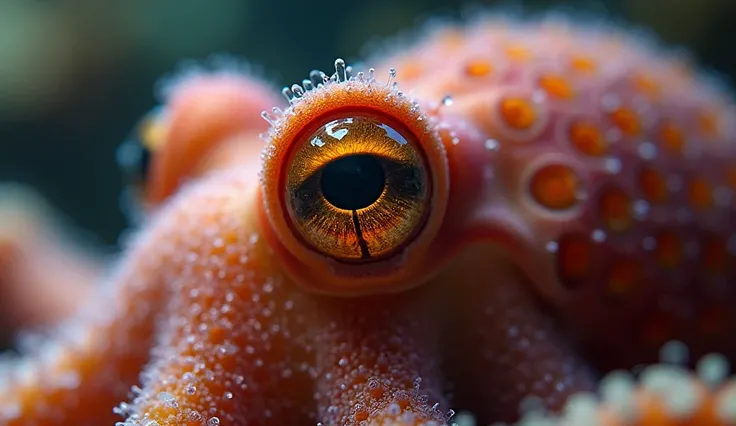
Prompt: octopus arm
<box><xmin>0</xmin><ymin>174</ymin><xmax>229</xmax><ymax>425</ymax></box>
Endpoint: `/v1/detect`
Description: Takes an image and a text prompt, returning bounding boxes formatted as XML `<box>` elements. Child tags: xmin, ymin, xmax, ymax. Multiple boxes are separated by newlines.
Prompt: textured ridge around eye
<box><xmin>259</xmin><ymin>59</ymin><xmax>450</xmax><ymax>295</ymax></box>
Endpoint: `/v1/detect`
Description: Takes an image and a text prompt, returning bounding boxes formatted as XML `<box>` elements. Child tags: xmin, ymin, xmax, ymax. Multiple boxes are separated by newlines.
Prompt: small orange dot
<box><xmin>437</xmin><ymin>29</ymin><xmax>464</xmax><ymax>50</ymax></box>
<box><xmin>631</xmin><ymin>73</ymin><xmax>661</xmax><ymax>99</ymax></box>
<box><xmin>529</xmin><ymin>164</ymin><xmax>582</xmax><ymax>210</ymax></box>
<box><xmin>639</xmin><ymin>167</ymin><xmax>669</xmax><ymax>204</ymax></box>
<box><xmin>609</xmin><ymin>107</ymin><xmax>642</xmax><ymax>137</ymax></box>
<box><xmin>569</xmin><ymin>120</ymin><xmax>608</xmax><ymax>156</ymax></box>
<box><xmin>599</xmin><ymin>187</ymin><xmax>633</xmax><ymax>232</ymax></box>
<box><xmin>697</xmin><ymin>110</ymin><xmax>720</xmax><ymax>138</ymax></box>
<box><xmin>539</xmin><ymin>74</ymin><xmax>574</xmax><ymax>99</ymax></box>
<box><xmin>570</xmin><ymin>55</ymin><xmax>598</xmax><ymax>73</ymax></box>
<box><xmin>464</xmin><ymin>60</ymin><xmax>493</xmax><ymax>77</ymax></box>
<box><xmin>606</xmin><ymin>258</ymin><xmax>640</xmax><ymax>297</ymax></box>
<box><xmin>499</xmin><ymin>97</ymin><xmax>537</xmax><ymax>130</ymax></box>
<box><xmin>703</xmin><ymin>236</ymin><xmax>727</xmax><ymax>273</ymax></box>
<box><xmin>658</xmin><ymin>121</ymin><xmax>686</xmax><ymax>157</ymax></box>
<box><xmin>655</xmin><ymin>230</ymin><xmax>682</xmax><ymax>269</ymax></box>
<box><xmin>505</xmin><ymin>44</ymin><xmax>531</xmax><ymax>62</ymax></box>
<box><xmin>557</xmin><ymin>234</ymin><xmax>593</xmax><ymax>287</ymax></box>
<box><xmin>687</xmin><ymin>177</ymin><xmax>713</xmax><ymax>210</ymax></box>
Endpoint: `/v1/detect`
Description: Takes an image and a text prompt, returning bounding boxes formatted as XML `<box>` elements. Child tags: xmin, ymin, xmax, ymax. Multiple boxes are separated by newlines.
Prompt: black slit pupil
<box><xmin>320</xmin><ymin>154</ymin><xmax>386</xmax><ymax>210</ymax></box>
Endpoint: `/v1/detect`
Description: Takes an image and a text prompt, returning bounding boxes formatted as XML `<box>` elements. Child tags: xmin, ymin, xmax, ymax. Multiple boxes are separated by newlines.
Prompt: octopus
<box><xmin>1</xmin><ymin>12</ymin><xmax>736</xmax><ymax>426</ymax></box>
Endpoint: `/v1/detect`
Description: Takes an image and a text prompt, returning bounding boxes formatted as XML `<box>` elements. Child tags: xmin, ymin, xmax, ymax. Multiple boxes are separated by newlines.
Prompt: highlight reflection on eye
<box><xmin>285</xmin><ymin>115</ymin><xmax>429</xmax><ymax>262</ymax></box>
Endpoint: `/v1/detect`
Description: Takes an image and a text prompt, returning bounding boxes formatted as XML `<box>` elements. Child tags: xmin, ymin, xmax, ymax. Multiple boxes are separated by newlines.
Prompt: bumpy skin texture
<box><xmin>1</xmin><ymin>14</ymin><xmax>736</xmax><ymax>426</ymax></box>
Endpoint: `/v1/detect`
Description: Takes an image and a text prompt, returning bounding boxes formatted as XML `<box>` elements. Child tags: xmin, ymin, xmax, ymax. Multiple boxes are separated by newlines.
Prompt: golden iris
<box><xmin>285</xmin><ymin>114</ymin><xmax>429</xmax><ymax>262</ymax></box>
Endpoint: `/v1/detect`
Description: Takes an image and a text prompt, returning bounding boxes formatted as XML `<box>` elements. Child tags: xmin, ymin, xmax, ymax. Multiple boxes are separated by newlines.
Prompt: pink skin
<box><xmin>0</xmin><ymin>185</ymin><xmax>101</xmax><ymax>342</ymax></box>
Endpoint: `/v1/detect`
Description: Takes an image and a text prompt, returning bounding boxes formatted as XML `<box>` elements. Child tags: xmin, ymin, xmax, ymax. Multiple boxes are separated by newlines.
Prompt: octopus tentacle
<box><xmin>121</xmin><ymin>173</ymin><xmax>317</xmax><ymax>426</ymax></box>
<box><xmin>311</xmin><ymin>291</ymin><xmax>449</xmax><ymax>426</ymax></box>
<box><xmin>0</xmin><ymin>184</ymin><xmax>102</xmax><ymax>344</ymax></box>
<box><xmin>0</xmin><ymin>175</ymin><xmax>233</xmax><ymax>424</ymax></box>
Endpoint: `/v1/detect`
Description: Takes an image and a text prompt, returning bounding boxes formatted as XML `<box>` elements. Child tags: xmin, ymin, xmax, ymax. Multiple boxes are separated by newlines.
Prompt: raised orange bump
<box><xmin>570</xmin><ymin>55</ymin><xmax>598</xmax><ymax>73</ymax></box>
<box><xmin>464</xmin><ymin>60</ymin><xmax>493</xmax><ymax>77</ymax></box>
<box><xmin>599</xmin><ymin>187</ymin><xmax>633</xmax><ymax>232</ymax></box>
<box><xmin>655</xmin><ymin>230</ymin><xmax>683</xmax><ymax>269</ymax></box>
<box><xmin>697</xmin><ymin>110</ymin><xmax>720</xmax><ymax>138</ymax></box>
<box><xmin>529</xmin><ymin>164</ymin><xmax>582</xmax><ymax>210</ymax></box>
<box><xmin>539</xmin><ymin>74</ymin><xmax>574</xmax><ymax>99</ymax></box>
<box><xmin>499</xmin><ymin>97</ymin><xmax>537</xmax><ymax>130</ymax></box>
<box><xmin>639</xmin><ymin>167</ymin><xmax>669</xmax><ymax>204</ymax></box>
<box><xmin>688</xmin><ymin>177</ymin><xmax>714</xmax><ymax>210</ymax></box>
<box><xmin>569</xmin><ymin>120</ymin><xmax>608</xmax><ymax>156</ymax></box>
<box><xmin>631</xmin><ymin>72</ymin><xmax>661</xmax><ymax>99</ymax></box>
<box><xmin>658</xmin><ymin>120</ymin><xmax>686</xmax><ymax>157</ymax></box>
<box><xmin>505</xmin><ymin>44</ymin><xmax>531</xmax><ymax>62</ymax></box>
<box><xmin>608</xmin><ymin>106</ymin><xmax>642</xmax><ymax>137</ymax></box>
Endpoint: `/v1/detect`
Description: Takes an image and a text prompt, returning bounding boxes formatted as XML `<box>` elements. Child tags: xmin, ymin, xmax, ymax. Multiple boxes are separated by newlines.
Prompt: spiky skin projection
<box><xmin>1</xmin><ymin>13</ymin><xmax>735</xmax><ymax>426</ymax></box>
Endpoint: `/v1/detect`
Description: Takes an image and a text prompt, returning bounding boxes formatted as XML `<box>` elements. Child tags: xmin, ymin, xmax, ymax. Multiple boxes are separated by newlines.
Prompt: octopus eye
<box><xmin>261</xmin><ymin>59</ymin><xmax>450</xmax><ymax>294</ymax></box>
<box><xmin>116</xmin><ymin>107</ymin><xmax>168</xmax><ymax>191</ymax></box>
<box><xmin>284</xmin><ymin>115</ymin><xmax>429</xmax><ymax>261</ymax></box>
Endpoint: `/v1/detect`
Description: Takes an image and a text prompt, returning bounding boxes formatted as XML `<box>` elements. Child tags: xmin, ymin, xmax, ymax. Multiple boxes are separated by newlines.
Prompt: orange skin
<box><xmin>2</xmin><ymin>15</ymin><xmax>736</xmax><ymax>426</ymax></box>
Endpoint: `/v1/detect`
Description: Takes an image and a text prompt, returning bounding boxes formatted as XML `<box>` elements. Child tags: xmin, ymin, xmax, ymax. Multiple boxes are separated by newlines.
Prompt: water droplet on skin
<box><xmin>442</xmin><ymin>95</ymin><xmax>454</xmax><ymax>106</ymax></box>
<box><xmin>591</xmin><ymin>229</ymin><xmax>606</xmax><ymax>243</ymax></box>
<box><xmin>660</xmin><ymin>340</ymin><xmax>689</xmax><ymax>365</ymax></box>
<box><xmin>604</xmin><ymin>158</ymin><xmax>622</xmax><ymax>174</ymax></box>
<box><xmin>637</xmin><ymin>142</ymin><xmax>657</xmax><ymax>160</ymax></box>
<box><xmin>642</xmin><ymin>236</ymin><xmax>656</xmax><ymax>251</ymax></box>
<box><xmin>208</xmin><ymin>417</ymin><xmax>220</xmax><ymax>426</ymax></box>
<box><xmin>633</xmin><ymin>200</ymin><xmax>650</xmax><ymax>219</ymax></box>
<box><xmin>697</xmin><ymin>353</ymin><xmax>729</xmax><ymax>387</ymax></box>
<box><xmin>484</xmin><ymin>139</ymin><xmax>499</xmax><ymax>151</ymax></box>
<box><xmin>387</xmin><ymin>403</ymin><xmax>401</xmax><ymax>415</ymax></box>
<box><xmin>158</xmin><ymin>392</ymin><xmax>178</xmax><ymax>408</ymax></box>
